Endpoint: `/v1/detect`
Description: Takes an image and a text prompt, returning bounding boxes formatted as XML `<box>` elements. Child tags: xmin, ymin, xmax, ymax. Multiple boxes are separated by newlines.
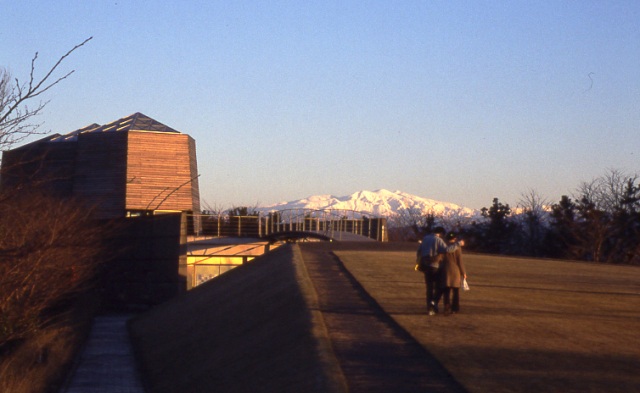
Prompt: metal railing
<box><xmin>187</xmin><ymin>208</ymin><xmax>387</xmax><ymax>242</ymax></box>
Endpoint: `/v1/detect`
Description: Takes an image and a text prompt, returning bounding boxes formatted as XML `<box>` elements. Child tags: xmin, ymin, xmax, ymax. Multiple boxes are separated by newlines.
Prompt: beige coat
<box><xmin>440</xmin><ymin>248</ymin><xmax>465</xmax><ymax>288</ymax></box>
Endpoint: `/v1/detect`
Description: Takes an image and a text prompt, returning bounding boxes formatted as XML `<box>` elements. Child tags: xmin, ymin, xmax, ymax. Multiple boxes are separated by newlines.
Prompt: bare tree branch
<box><xmin>0</xmin><ymin>37</ymin><xmax>92</xmax><ymax>150</ymax></box>
<box><xmin>149</xmin><ymin>174</ymin><xmax>201</xmax><ymax>210</ymax></box>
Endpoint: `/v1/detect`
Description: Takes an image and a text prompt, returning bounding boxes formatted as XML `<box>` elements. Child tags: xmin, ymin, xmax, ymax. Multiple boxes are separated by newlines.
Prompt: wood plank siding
<box><xmin>1</xmin><ymin>140</ymin><xmax>78</xmax><ymax>197</ymax></box>
<box><xmin>125</xmin><ymin>131</ymin><xmax>199</xmax><ymax>213</ymax></box>
<box><xmin>1</xmin><ymin>113</ymin><xmax>201</xmax><ymax>219</ymax></box>
<box><xmin>188</xmin><ymin>136</ymin><xmax>201</xmax><ymax>212</ymax></box>
<box><xmin>74</xmin><ymin>132</ymin><xmax>129</xmax><ymax>218</ymax></box>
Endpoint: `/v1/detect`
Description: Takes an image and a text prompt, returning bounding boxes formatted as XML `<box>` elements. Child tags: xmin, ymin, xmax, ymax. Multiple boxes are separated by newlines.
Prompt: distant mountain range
<box><xmin>257</xmin><ymin>189</ymin><xmax>479</xmax><ymax>219</ymax></box>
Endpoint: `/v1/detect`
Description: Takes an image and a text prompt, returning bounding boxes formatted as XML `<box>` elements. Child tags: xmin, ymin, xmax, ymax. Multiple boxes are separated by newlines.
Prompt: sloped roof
<box><xmin>14</xmin><ymin>113</ymin><xmax>182</xmax><ymax>147</ymax></box>
<box><xmin>84</xmin><ymin>112</ymin><xmax>181</xmax><ymax>134</ymax></box>
<box><xmin>48</xmin><ymin>113</ymin><xmax>181</xmax><ymax>143</ymax></box>
<box><xmin>49</xmin><ymin>123</ymin><xmax>101</xmax><ymax>143</ymax></box>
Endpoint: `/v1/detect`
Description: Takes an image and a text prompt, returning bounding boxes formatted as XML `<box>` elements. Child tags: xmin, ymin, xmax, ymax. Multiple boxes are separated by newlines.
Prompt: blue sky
<box><xmin>2</xmin><ymin>1</ymin><xmax>639</xmax><ymax>210</ymax></box>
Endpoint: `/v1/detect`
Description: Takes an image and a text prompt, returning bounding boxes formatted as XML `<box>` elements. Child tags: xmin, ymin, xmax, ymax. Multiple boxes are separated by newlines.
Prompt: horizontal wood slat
<box><xmin>1</xmin><ymin>122</ymin><xmax>200</xmax><ymax>219</ymax></box>
<box><xmin>126</xmin><ymin>132</ymin><xmax>198</xmax><ymax>212</ymax></box>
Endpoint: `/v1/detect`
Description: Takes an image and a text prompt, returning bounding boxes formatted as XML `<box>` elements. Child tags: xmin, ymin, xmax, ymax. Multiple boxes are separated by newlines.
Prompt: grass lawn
<box><xmin>335</xmin><ymin>251</ymin><xmax>640</xmax><ymax>393</ymax></box>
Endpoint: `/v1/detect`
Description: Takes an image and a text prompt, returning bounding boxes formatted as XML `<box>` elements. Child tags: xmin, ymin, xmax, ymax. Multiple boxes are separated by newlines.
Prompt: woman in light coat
<box><xmin>440</xmin><ymin>232</ymin><xmax>467</xmax><ymax>314</ymax></box>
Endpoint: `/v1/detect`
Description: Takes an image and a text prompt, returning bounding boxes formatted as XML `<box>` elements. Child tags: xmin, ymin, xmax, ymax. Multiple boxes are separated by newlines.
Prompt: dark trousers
<box><xmin>441</xmin><ymin>287</ymin><xmax>460</xmax><ymax>312</ymax></box>
<box><xmin>424</xmin><ymin>267</ymin><xmax>442</xmax><ymax>311</ymax></box>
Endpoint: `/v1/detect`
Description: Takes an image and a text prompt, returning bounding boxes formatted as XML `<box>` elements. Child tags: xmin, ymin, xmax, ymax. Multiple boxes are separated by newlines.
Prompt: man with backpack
<box><xmin>416</xmin><ymin>227</ymin><xmax>464</xmax><ymax>315</ymax></box>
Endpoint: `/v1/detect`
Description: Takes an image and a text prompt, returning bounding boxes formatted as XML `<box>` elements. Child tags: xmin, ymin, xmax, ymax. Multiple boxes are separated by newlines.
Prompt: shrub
<box><xmin>0</xmin><ymin>191</ymin><xmax>106</xmax><ymax>349</ymax></box>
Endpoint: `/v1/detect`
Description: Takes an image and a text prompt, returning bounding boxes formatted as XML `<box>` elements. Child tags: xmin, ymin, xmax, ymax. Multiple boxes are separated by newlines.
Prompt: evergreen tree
<box><xmin>479</xmin><ymin>198</ymin><xmax>514</xmax><ymax>253</ymax></box>
<box><xmin>547</xmin><ymin>195</ymin><xmax>578</xmax><ymax>259</ymax></box>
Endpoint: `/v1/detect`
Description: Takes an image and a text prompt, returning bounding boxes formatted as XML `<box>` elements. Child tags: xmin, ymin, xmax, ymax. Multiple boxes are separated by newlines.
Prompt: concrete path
<box><xmin>61</xmin><ymin>315</ymin><xmax>144</xmax><ymax>393</ymax></box>
<box><xmin>300</xmin><ymin>242</ymin><xmax>467</xmax><ymax>393</ymax></box>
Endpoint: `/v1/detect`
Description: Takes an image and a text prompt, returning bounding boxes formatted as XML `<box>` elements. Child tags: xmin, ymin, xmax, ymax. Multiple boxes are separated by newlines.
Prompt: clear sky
<box><xmin>2</xmin><ymin>1</ymin><xmax>639</xmax><ymax>210</ymax></box>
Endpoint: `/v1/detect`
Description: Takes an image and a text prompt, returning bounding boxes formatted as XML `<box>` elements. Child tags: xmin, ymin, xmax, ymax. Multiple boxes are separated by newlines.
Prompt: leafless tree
<box><xmin>514</xmin><ymin>189</ymin><xmax>550</xmax><ymax>256</ymax></box>
<box><xmin>570</xmin><ymin>169</ymin><xmax>639</xmax><ymax>263</ymax></box>
<box><xmin>227</xmin><ymin>204</ymin><xmax>261</xmax><ymax>217</ymax></box>
<box><xmin>0</xmin><ymin>38</ymin><xmax>99</xmax><ymax>349</ymax></box>
<box><xmin>596</xmin><ymin>169</ymin><xmax>637</xmax><ymax>213</ymax></box>
<box><xmin>518</xmin><ymin>188</ymin><xmax>549</xmax><ymax>216</ymax></box>
<box><xmin>0</xmin><ymin>192</ymin><xmax>108</xmax><ymax>348</ymax></box>
<box><xmin>388</xmin><ymin>204</ymin><xmax>437</xmax><ymax>241</ymax></box>
<box><xmin>200</xmin><ymin>201</ymin><xmax>226</xmax><ymax>216</ymax></box>
<box><xmin>0</xmin><ymin>37</ymin><xmax>92</xmax><ymax>151</ymax></box>
<box><xmin>573</xmin><ymin>188</ymin><xmax>612</xmax><ymax>262</ymax></box>
<box><xmin>439</xmin><ymin>213</ymin><xmax>473</xmax><ymax>235</ymax></box>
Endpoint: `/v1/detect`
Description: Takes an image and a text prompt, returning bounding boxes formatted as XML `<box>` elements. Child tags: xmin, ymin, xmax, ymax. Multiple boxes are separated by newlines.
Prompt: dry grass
<box><xmin>0</xmin><ymin>294</ymin><xmax>98</xmax><ymax>393</ymax></box>
<box><xmin>335</xmin><ymin>250</ymin><xmax>640</xmax><ymax>393</ymax></box>
<box><xmin>0</xmin><ymin>327</ymin><xmax>74</xmax><ymax>393</ymax></box>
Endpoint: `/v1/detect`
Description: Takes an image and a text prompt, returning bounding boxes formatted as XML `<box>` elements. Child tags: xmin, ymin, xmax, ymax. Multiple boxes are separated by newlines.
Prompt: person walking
<box><xmin>440</xmin><ymin>232</ymin><xmax>467</xmax><ymax>315</ymax></box>
<box><xmin>416</xmin><ymin>227</ymin><xmax>464</xmax><ymax>315</ymax></box>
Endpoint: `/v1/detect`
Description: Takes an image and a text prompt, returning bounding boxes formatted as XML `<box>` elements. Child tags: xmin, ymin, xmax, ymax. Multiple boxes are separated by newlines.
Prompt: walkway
<box><xmin>299</xmin><ymin>242</ymin><xmax>467</xmax><ymax>393</ymax></box>
<box><xmin>61</xmin><ymin>315</ymin><xmax>144</xmax><ymax>393</ymax></box>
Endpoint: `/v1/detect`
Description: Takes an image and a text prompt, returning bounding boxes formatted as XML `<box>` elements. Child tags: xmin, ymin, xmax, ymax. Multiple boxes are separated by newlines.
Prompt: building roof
<box><xmin>49</xmin><ymin>112</ymin><xmax>181</xmax><ymax>143</ymax></box>
<box><xmin>49</xmin><ymin>123</ymin><xmax>101</xmax><ymax>143</ymax></box>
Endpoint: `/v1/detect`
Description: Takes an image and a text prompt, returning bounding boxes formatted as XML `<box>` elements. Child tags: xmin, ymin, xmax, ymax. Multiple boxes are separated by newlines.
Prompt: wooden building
<box><xmin>0</xmin><ymin>112</ymin><xmax>200</xmax><ymax>218</ymax></box>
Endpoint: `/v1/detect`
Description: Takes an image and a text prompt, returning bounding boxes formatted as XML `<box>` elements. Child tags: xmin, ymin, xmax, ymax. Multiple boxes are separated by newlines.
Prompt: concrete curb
<box><xmin>290</xmin><ymin>244</ymin><xmax>349</xmax><ymax>393</ymax></box>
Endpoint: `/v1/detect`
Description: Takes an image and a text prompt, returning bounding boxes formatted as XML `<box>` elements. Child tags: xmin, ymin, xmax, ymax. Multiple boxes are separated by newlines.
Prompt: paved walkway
<box><xmin>300</xmin><ymin>242</ymin><xmax>467</xmax><ymax>393</ymax></box>
<box><xmin>61</xmin><ymin>314</ymin><xmax>144</xmax><ymax>393</ymax></box>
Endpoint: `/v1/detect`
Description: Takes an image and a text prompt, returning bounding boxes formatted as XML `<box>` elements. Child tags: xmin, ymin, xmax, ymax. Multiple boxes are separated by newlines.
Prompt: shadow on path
<box><xmin>300</xmin><ymin>242</ymin><xmax>467</xmax><ymax>393</ymax></box>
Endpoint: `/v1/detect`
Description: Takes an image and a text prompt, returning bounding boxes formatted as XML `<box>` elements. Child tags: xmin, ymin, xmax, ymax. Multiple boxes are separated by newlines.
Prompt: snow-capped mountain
<box><xmin>257</xmin><ymin>189</ymin><xmax>479</xmax><ymax>219</ymax></box>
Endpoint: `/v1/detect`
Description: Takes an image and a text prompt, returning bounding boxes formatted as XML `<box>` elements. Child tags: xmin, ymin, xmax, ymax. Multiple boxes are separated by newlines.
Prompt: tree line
<box><xmin>405</xmin><ymin>169</ymin><xmax>639</xmax><ymax>265</ymax></box>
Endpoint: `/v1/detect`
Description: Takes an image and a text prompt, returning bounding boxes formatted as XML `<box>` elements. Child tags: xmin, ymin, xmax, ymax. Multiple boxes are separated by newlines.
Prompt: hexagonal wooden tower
<box><xmin>1</xmin><ymin>113</ymin><xmax>200</xmax><ymax>219</ymax></box>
